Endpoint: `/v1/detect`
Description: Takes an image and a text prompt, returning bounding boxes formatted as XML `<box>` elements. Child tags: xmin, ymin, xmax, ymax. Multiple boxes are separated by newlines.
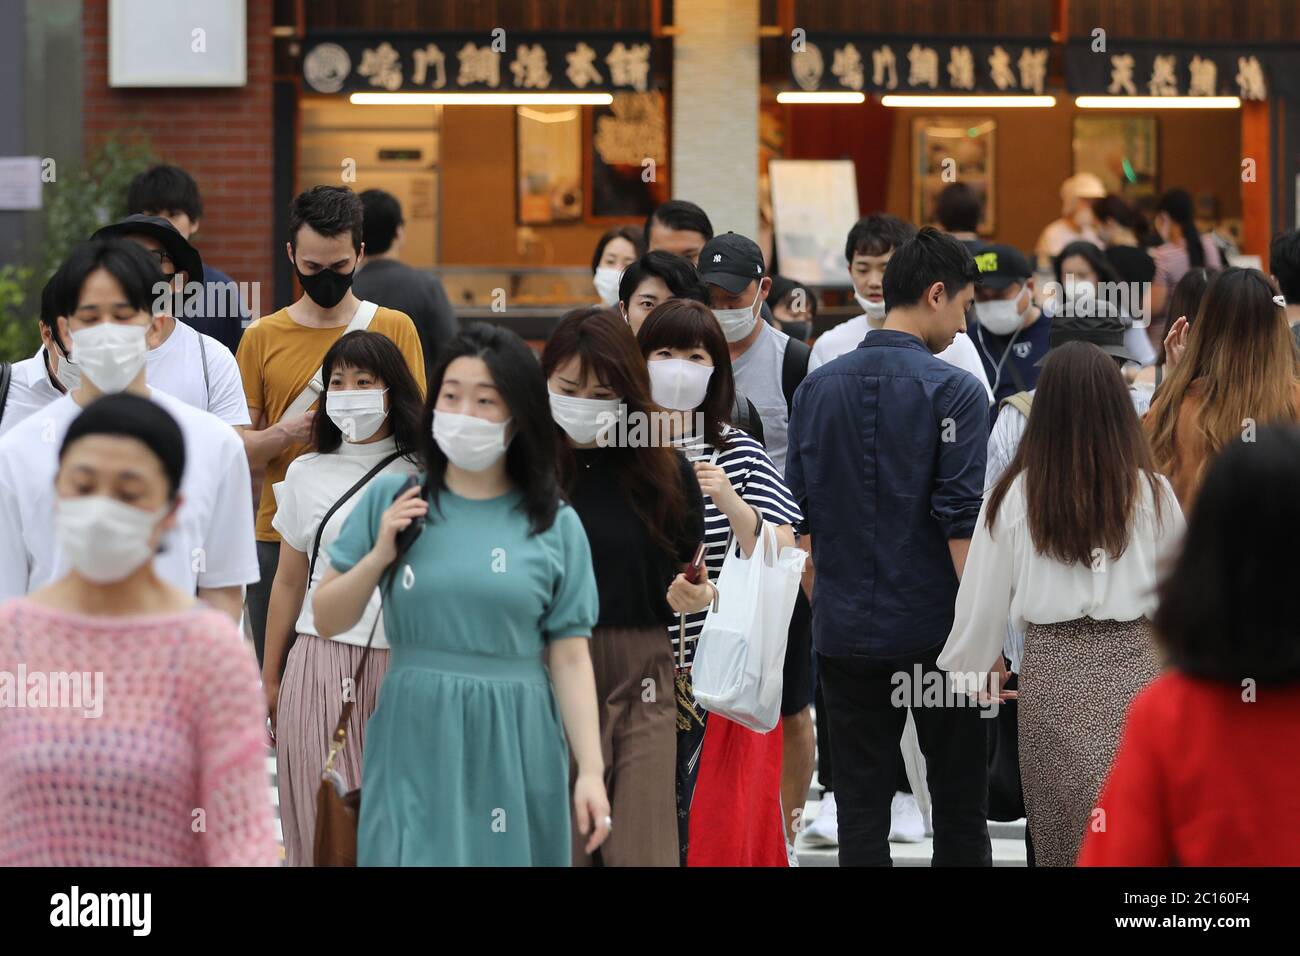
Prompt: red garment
<box><xmin>687</xmin><ymin>714</ymin><xmax>788</xmax><ymax>867</ymax></box>
<box><xmin>1078</xmin><ymin>670</ymin><xmax>1300</xmax><ymax>866</ymax></box>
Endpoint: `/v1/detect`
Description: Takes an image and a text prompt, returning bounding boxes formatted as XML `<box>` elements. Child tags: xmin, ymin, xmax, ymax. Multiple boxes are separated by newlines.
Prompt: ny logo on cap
<box><xmin>712</xmin><ymin>254</ymin><xmax>722</xmax><ymax>263</ymax></box>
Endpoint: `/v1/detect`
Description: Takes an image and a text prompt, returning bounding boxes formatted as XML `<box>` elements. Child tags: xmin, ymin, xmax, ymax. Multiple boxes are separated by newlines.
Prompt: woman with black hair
<box><xmin>262</xmin><ymin>330</ymin><xmax>426</xmax><ymax>866</ymax></box>
<box><xmin>1054</xmin><ymin>240</ymin><xmax>1157</xmax><ymax>370</ymax></box>
<box><xmin>636</xmin><ymin>299</ymin><xmax>802</xmax><ymax>866</ymax></box>
<box><xmin>941</xmin><ymin>342</ymin><xmax>1184</xmax><ymax>866</ymax></box>
<box><xmin>312</xmin><ymin>322</ymin><xmax>610</xmax><ymax>866</ymax></box>
<box><xmin>0</xmin><ymin>394</ymin><xmax>278</xmax><ymax>865</ymax></box>
<box><xmin>1081</xmin><ymin>425</ymin><xmax>1300</xmax><ymax>866</ymax></box>
<box><xmin>591</xmin><ymin>225</ymin><xmax>644</xmax><ymax>307</ymax></box>
<box><xmin>543</xmin><ymin>306</ymin><xmax>708</xmax><ymax>867</ymax></box>
<box><xmin>616</xmin><ymin>250</ymin><xmax>710</xmax><ymax>333</ymax></box>
<box><xmin>1151</xmin><ymin>189</ymin><xmax>1223</xmax><ymax>330</ymax></box>
<box><xmin>1093</xmin><ymin>194</ymin><xmax>1156</xmax><ymax>290</ymax></box>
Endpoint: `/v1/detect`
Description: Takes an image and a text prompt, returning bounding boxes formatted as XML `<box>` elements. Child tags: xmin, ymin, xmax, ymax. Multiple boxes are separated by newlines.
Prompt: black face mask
<box><xmin>296</xmin><ymin>264</ymin><xmax>355</xmax><ymax>308</ymax></box>
<box><xmin>782</xmin><ymin>320</ymin><xmax>811</xmax><ymax>342</ymax></box>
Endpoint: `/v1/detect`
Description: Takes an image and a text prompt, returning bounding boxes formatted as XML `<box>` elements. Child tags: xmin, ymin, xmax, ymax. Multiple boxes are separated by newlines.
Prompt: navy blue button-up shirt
<box><xmin>785</xmin><ymin>329</ymin><xmax>988</xmax><ymax>660</ymax></box>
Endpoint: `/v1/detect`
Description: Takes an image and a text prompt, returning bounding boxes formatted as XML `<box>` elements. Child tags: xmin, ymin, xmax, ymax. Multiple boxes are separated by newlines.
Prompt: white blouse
<box><xmin>938</xmin><ymin>472</ymin><xmax>1185</xmax><ymax>677</ymax></box>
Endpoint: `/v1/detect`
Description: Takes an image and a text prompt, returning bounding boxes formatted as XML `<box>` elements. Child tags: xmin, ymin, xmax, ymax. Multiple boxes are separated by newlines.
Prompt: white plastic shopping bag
<box><xmin>691</xmin><ymin>521</ymin><xmax>808</xmax><ymax>733</ymax></box>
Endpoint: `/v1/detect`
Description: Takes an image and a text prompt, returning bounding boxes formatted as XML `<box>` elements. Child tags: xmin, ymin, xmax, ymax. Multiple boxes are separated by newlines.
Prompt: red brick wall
<box><xmin>81</xmin><ymin>0</ymin><xmax>275</xmax><ymax>311</ymax></box>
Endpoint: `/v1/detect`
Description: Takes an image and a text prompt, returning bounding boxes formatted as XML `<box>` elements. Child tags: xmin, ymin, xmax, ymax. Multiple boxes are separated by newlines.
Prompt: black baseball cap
<box><xmin>697</xmin><ymin>232</ymin><xmax>766</xmax><ymax>295</ymax></box>
<box><xmin>92</xmin><ymin>214</ymin><xmax>205</xmax><ymax>285</ymax></box>
<box><xmin>971</xmin><ymin>243</ymin><xmax>1032</xmax><ymax>291</ymax></box>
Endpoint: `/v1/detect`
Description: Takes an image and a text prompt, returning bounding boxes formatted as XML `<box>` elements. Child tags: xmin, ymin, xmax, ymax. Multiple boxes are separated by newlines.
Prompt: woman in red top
<box><xmin>1079</xmin><ymin>426</ymin><xmax>1300</xmax><ymax>866</ymax></box>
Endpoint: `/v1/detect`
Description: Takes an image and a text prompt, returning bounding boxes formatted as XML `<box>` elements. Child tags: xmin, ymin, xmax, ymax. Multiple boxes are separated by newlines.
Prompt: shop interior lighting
<box><xmin>1074</xmin><ymin>95</ymin><xmax>1241</xmax><ymax>109</ymax></box>
<box><xmin>350</xmin><ymin>92</ymin><xmax>614</xmax><ymax>106</ymax></box>
<box><xmin>880</xmin><ymin>94</ymin><xmax>1057</xmax><ymax>108</ymax></box>
<box><xmin>776</xmin><ymin>91</ymin><xmax>867</xmax><ymax>104</ymax></box>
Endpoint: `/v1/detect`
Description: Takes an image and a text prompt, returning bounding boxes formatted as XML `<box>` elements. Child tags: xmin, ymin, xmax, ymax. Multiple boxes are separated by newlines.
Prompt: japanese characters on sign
<box><xmin>1064</xmin><ymin>41</ymin><xmax>1286</xmax><ymax>100</ymax></box>
<box><xmin>303</xmin><ymin>34</ymin><xmax>655</xmax><ymax>95</ymax></box>
<box><xmin>792</xmin><ymin>36</ymin><xmax>1053</xmax><ymax>94</ymax></box>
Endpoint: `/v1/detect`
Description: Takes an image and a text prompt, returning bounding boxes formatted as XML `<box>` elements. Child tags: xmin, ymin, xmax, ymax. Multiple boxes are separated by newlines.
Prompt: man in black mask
<box><xmin>234</xmin><ymin>185</ymin><xmax>426</xmax><ymax>666</ymax></box>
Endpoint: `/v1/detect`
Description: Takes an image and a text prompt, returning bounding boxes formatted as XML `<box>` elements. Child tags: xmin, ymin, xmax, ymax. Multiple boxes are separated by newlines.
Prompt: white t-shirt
<box><xmin>809</xmin><ymin>314</ymin><xmax>995</xmax><ymax>401</ymax></box>
<box><xmin>0</xmin><ymin>387</ymin><xmax>260</xmax><ymax>599</ymax></box>
<box><xmin>731</xmin><ymin>321</ymin><xmax>793</xmax><ymax>474</ymax></box>
<box><xmin>0</xmin><ymin>348</ymin><xmax>64</xmax><ymax>440</ymax></box>
<box><xmin>147</xmin><ymin>320</ymin><xmax>251</xmax><ymax>427</ymax></box>
<box><xmin>271</xmin><ymin>436</ymin><xmax>418</xmax><ymax>647</ymax></box>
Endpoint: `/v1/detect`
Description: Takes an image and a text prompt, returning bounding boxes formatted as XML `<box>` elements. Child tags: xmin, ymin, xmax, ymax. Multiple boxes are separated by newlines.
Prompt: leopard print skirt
<box><xmin>1018</xmin><ymin>616</ymin><xmax>1160</xmax><ymax>866</ymax></box>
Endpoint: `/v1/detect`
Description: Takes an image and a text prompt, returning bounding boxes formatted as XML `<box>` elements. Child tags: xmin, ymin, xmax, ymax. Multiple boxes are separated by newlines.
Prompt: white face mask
<box><xmin>70</xmin><ymin>323</ymin><xmax>149</xmax><ymax>393</ymax></box>
<box><xmin>49</xmin><ymin>345</ymin><xmax>81</xmax><ymax>392</ymax></box>
<box><xmin>326</xmin><ymin>388</ymin><xmax>387</xmax><ymax>443</ymax></box>
<box><xmin>593</xmin><ymin>267</ymin><xmax>623</xmax><ymax>308</ymax></box>
<box><xmin>974</xmin><ymin>292</ymin><xmax>1030</xmax><ymax>336</ymax></box>
<box><xmin>549</xmin><ymin>390</ymin><xmax>622</xmax><ymax>445</ymax></box>
<box><xmin>854</xmin><ymin>291</ymin><xmax>887</xmax><ymax>326</ymax></box>
<box><xmin>432</xmin><ymin>410</ymin><xmax>512</xmax><ymax>472</ymax></box>
<box><xmin>711</xmin><ymin>287</ymin><xmax>761</xmax><ymax>343</ymax></box>
<box><xmin>55</xmin><ymin>495</ymin><xmax>168</xmax><ymax>584</ymax></box>
<box><xmin>648</xmin><ymin>358</ymin><xmax>714</xmax><ymax>411</ymax></box>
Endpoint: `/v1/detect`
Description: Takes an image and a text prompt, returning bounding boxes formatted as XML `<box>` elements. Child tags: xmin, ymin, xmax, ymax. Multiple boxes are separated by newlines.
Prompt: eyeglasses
<box><xmin>143</xmin><ymin>249</ymin><xmax>174</xmax><ymax>266</ymax></box>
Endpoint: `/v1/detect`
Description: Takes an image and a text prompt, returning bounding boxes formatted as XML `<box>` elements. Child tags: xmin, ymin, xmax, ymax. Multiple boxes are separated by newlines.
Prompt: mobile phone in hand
<box><xmin>393</xmin><ymin>475</ymin><xmax>425</xmax><ymax>554</ymax></box>
<box><xmin>683</xmin><ymin>541</ymin><xmax>707</xmax><ymax>584</ymax></box>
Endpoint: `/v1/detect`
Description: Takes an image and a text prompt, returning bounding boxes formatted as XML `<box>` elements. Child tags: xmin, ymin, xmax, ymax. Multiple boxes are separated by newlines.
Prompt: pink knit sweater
<box><xmin>0</xmin><ymin>599</ymin><xmax>278</xmax><ymax>866</ymax></box>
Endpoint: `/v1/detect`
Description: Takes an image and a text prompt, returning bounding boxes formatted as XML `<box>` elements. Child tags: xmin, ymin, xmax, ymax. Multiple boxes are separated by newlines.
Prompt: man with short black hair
<box><xmin>0</xmin><ymin>276</ymin><xmax>71</xmax><ymax>439</ymax></box>
<box><xmin>353</xmin><ymin>188</ymin><xmax>457</xmax><ymax>375</ymax></box>
<box><xmin>969</xmin><ymin>244</ymin><xmax>1049</xmax><ymax>406</ymax></box>
<box><xmin>1268</xmin><ymin>229</ymin><xmax>1300</xmax><ymax>350</ymax></box>
<box><xmin>127</xmin><ymin>164</ymin><xmax>249</xmax><ymax>353</ymax></box>
<box><xmin>787</xmin><ymin>227</ymin><xmax>992</xmax><ymax>867</ymax></box>
<box><xmin>644</xmin><ymin>199</ymin><xmax>714</xmax><ymax>266</ymax></box>
<box><xmin>235</xmin><ymin>185</ymin><xmax>426</xmax><ymax>665</ymax></box>
<box><xmin>934</xmin><ymin>184</ymin><xmax>984</xmax><ymax>250</ymax></box>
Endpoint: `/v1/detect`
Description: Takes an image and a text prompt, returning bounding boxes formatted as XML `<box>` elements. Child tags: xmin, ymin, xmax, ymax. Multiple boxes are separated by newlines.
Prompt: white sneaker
<box><xmin>888</xmin><ymin>791</ymin><xmax>926</xmax><ymax>843</ymax></box>
<box><xmin>802</xmin><ymin>792</ymin><xmax>839</xmax><ymax>847</ymax></box>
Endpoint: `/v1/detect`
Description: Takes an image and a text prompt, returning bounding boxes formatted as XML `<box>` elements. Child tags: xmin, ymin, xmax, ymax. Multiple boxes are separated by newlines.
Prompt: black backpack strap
<box><xmin>0</xmin><ymin>361</ymin><xmax>12</xmax><ymax>429</ymax></box>
<box><xmin>307</xmin><ymin>451</ymin><xmax>404</xmax><ymax>585</ymax></box>
<box><xmin>198</xmin><ymin>332</ymin><xmax>211</xmax><ymax>406</ymax></box>
<box><xmin>781</xmin><ymin>336</ymin><xmax>812</xmax><ymax>415</ymax></box>
<box><xmin>730</xmin><ymin>391</ymin><xmax>767</xmax><ymax>446</ymax></box>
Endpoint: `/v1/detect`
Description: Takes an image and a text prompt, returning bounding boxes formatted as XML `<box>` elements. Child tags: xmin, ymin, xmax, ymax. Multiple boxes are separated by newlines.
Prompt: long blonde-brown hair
<box><xmin>1146</xmin><ymin>267</ymin><xmax>1299</xmax><ymax>491</ymax></box>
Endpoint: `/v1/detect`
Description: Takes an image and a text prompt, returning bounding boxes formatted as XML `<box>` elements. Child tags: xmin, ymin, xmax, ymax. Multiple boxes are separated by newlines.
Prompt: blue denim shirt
<box><xmin>785</xmin><ymin>329</ymin><xmax>988</xmax><ymax>660</ymax></box>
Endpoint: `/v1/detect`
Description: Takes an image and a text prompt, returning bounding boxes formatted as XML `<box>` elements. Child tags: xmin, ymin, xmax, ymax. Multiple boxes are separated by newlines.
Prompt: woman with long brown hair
<box><xmin>541</xmin><ymin>306</ymin><xmax>707</xmax><ymax>867</ymax></box>
<box><xmin>1145</xmin><ymin>267</ymin><xmax>1300</xmax><ymax>511</ymax></box>
<box><xmin>940</xmin><ymin>342</ymin><xmax>1185</xmax><ymax>866</ymax></box>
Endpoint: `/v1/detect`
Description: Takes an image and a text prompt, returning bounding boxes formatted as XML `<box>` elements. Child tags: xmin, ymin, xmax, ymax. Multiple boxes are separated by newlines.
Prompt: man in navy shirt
<box><xmin>786</xmin><ymin>227</ymin><xmax>992</xmax><ymax>866</ymax></box>
<box><xmin>968</xmin><ymin>243</ymin><xmax>1049</xmax><ymax>409</ymax></box>
<box><xmin>127</xmin><ymin>164</ymin><xmax>250</xmax><ymax>354</ymax></box>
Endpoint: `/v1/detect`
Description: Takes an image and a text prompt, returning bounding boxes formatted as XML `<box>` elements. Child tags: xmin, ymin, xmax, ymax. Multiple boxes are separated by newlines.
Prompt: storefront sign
<box><xmin>789</xmin><ymin>35</ymin><xmax>1053</xmax><ymax>94</ymax></box>
<box><xmin>302</xmin><ymin>33</ymin><xmax>656</xmax><ymax>95</ymax></box>
<box><xmin>1064</xmin><ymin>40</ymin><xmax>1299</xmax><ymax>100</ymax></box>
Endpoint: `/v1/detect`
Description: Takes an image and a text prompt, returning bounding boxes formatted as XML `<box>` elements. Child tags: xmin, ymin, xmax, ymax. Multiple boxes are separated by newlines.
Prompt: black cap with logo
<box><xmin>971</xmin><ymin>243</ymin><xmax>1032</xmax><ymax>291</ymax></box>
<box><xmin>697</xmin><ymin>232</ymin><xmax>766</xmax><ymax>295</ymax></box>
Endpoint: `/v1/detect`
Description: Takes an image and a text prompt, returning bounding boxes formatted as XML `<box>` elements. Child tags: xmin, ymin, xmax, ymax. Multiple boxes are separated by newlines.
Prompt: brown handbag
<box><xmin>312</xmin><ymin>594</ymin><xmax>383</xmax><ymax>866</ymax></box>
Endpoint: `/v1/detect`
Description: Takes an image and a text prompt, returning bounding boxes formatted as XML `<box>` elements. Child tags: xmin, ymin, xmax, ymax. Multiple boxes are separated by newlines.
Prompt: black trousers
<box><xmin>244</xmin><ymin>539</ymin><xmax>281</xmax><ymax>670</ymax></box>
<box><xmin>818</xmin><ymin>645</ymin><xmax>992</xmax><ymax>867</ymax></box>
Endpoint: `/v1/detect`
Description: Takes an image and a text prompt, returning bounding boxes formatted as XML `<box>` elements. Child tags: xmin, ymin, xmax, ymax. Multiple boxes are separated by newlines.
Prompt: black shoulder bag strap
<box><xmin>781</xmin><ymin>336</ymin><xmax>812</xmax><ymax>415</ymax></box>
<box><xmin>0</xmin><ymin>361</ymin><xmax>12</xmax><ymax>430</ymax></box>
<box><xmin>307</xmin><ymin>451</ymin><xmax>404</xmax><ymax>586</ymax></box>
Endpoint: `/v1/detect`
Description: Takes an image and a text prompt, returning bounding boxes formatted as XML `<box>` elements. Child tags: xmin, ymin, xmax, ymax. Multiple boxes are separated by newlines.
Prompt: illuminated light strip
<box><xmin>776</xmin><ymin>91</ymin><xmax>867</xmax><ymax>104</ymax></box>
<box><xmin>349</xmin><ymin>92</ymin><xmax>615</xmax><ymax>106</ymax></box>
<box><xmin>879</xmin><ymin>94</ymin><xmax>1057</xmax><ymax>108</ymax></box>
<box><xmin>1074</xmin><ymin>95</ymin><xmax>1241</xmax><ymax>109</ymax></box>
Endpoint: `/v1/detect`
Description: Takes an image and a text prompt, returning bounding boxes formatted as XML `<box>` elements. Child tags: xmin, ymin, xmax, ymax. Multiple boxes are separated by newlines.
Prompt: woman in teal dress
<box><xmin>313</xmin><ymin>323</ymin><xmax>611</xmax><ymax>866</ymax></box>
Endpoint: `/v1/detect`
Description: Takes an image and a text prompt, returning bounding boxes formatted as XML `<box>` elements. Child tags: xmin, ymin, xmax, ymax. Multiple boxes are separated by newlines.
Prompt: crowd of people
<box><xmin>0</xmin><ymin>162</ymin><xmax>1298</xmax><ymax>868</ymax></box>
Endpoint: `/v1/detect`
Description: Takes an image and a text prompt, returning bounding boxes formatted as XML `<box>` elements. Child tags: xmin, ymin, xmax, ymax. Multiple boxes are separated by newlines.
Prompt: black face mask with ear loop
<box><xmin>296</xmin><ymin>263</ymin><xmax>356</xmax><ymax>308</ymax></box>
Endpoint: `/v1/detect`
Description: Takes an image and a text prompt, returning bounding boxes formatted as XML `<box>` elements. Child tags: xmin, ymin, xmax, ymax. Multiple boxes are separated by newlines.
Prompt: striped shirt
<box><xmin>670</xmin><ymin>425</ymin><xmax>803</xmax><ymax>670</ymax></box>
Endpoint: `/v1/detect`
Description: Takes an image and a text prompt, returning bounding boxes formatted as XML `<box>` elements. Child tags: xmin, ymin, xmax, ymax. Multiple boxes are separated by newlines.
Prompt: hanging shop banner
<box><xmin>302</xmin><ymin>33</ymin><xmax>657</xmax><ymax>95</ymax></box>
<box><xmin>789</xmin><ymin>35</ymin><xmax>1054</xmax><ymax>95</ymax></box>
<box><xmin>1064</xmin><ymin>40</ymin><xmax>1299</xmax><ymax>100</ymax></box>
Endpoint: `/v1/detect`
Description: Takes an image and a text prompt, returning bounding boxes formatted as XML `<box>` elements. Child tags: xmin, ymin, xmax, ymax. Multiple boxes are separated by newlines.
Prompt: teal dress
<box><xmin>328</xmin><ymin>474</ymin><xmax>598</xmax><ymax>866</ymax></box>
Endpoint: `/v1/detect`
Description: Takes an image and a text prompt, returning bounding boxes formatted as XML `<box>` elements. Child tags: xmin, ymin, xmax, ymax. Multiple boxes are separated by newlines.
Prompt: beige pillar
<box><xmin>671</xmin><ymin>0</ymin><xmax>760</xmax><ymax>239</ymax></box>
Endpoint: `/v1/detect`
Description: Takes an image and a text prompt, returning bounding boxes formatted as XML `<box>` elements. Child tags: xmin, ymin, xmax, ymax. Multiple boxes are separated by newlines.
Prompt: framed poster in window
<box><xmin>586</xmin><ymin>91</ymin><xmax>670</xmax><ymax>221</ymax></box>
<box><xmin>1072</xmin><ymin>116</ymin><xmax>1158</xmax><ymax>203</ymax></box>
<box><xmin>516</xmin><ymin>105</ymin><xmax>583</xmax><ymax>225</ymax></box>
<box><xmin>912</xmin><ymin>116</ymin><xmax>996</xmax><ymax>234</ymax></box>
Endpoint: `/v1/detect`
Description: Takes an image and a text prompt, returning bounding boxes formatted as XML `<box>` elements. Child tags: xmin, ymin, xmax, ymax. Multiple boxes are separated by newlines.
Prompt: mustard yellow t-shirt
<box><xmin>236</xmin><ymin>304</ymin><xmax>427</xmax><ymax>542</ymax></box>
